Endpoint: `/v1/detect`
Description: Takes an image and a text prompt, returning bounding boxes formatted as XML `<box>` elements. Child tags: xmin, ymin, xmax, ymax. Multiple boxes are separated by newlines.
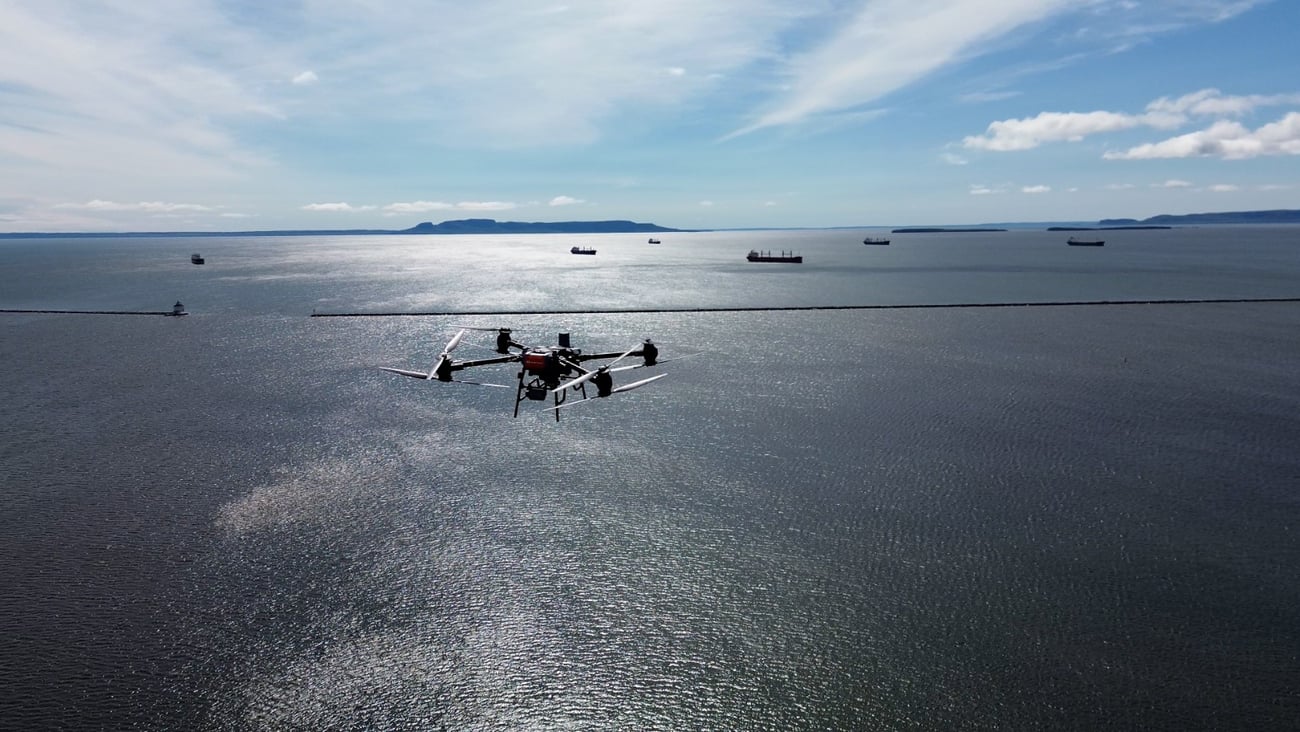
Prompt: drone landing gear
<box><xmin>514</xmin><ymin>371</ymin><xmax>587</xmax><ymax>421</ymax></box>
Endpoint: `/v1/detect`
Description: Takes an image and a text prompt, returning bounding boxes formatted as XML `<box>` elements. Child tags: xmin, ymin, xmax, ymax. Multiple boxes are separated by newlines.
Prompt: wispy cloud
<box><xmin>1154</xmin><ymin>179</ymin><xmax>1194</xmax><ymax>188</ymax></box>
<box><xmin>730</xmin><ymin>0</ymin><xmax>1073</xmax><ymax>137</ymax></box>
<box><xmin>381</xmin><ymin>201</ymin><xmax>454</xmax><ymax>214</ymax></box>
<box><xmin>302</xmin><ymin>202</ymin><xmax>376</xmax><ymax>212</ymax></box>
<box><xmin>728</xmin><ymin>1</ymin><xmax>1268</xmax><ymax>138</ymax></box>
<box><xmin>958</xmin><ymin>90</ymin><xmax>1022</xmax><ymax>104</ymax></box>
<box><xmin>0</xmin><ymin>0</ymin><xmax>1284</xmax><ymax>230</ymax></box>
<box><xmin>55</xmin><ymin>200</ymin><xmax>215</xmax><ymax>213</ymax></box>
<box><xmin>1021</xmin><ymin>185</ymin><xmax>1050</xmax><ymax>194</ymax></box>
<box><xmin>549</xmin><ymin>196</ymin><xmax>584</xmax><ymax>206</ymax></box>
<box><xmin>0</xmin><ymin>0</ymin><xmax>281</xmax><ymax>192</ymax></box>
<box><xmin>379</xmin><ymin>200</ymin><xmax>517</xmax><ymax>214</ymax></box>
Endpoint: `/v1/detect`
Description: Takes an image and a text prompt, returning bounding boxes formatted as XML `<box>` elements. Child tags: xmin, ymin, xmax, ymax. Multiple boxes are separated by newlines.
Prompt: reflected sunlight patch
<box><xmin>215</xmin><ymin>431</ymin><xmax>473</xmax><ymax>535</ymax></box>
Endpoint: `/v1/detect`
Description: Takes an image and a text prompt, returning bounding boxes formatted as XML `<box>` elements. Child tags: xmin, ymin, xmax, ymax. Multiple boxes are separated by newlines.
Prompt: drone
<box><xmin>379</xmin><ymin>327</ymin><xmax>681</xmax><ymax>420</ymax></box>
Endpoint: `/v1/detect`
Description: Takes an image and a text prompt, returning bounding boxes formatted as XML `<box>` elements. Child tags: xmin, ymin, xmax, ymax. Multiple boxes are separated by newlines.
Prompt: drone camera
<box><xmin>558</xmin><ymin>333</ymin><xmax>572</xmax><ymax>348</ymax></box>
<box><xmin>525</xmin><ymin>387</ymin><xmax>549</xmax><ymax>401</ymax></box>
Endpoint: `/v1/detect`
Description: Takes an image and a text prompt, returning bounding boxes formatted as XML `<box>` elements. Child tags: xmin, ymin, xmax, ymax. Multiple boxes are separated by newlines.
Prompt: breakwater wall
<box><xmin>0</xmin><ymin>309</ymin><xmax>179</xmax><ymax>316</ymax></box>
<box><xmin>310</xmin><ymin>297</ymin><xmax>1300</xmax><ymax>317</ymax></box>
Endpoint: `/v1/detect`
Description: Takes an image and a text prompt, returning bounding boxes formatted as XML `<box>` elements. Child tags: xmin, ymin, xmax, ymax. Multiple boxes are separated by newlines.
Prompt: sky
<box><xmin>1</xmin><ymin>0</ymin><xmax>1297</xmax><ymax>231</ymax></box>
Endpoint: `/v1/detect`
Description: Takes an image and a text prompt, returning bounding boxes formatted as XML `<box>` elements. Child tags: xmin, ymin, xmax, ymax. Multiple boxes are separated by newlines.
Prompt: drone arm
<box><xmin>447</xmin><ymin>354</ymin><xmax>521</xmax><ymax>371</ymax></box>
<box><xmin>575</xmin><ymin>348</ymin><xmax>643</xmax><ymax>363</ymax></box>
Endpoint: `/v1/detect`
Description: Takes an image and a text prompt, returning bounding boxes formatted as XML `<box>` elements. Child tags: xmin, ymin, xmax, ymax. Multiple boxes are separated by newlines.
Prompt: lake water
<box><xmin>2</xmin><ymin>227</ymin><xmax>1298</xmax><ymax>730</ymax></box>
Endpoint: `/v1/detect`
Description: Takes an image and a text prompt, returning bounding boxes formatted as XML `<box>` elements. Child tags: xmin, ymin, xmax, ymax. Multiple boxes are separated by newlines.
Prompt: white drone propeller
<box><xmin>545</xmin><ymin>373</ymin><xmax>667</xmax><ymax>411</ymax></box>
<box><xmin>379</xmin><ymin>328</ymin><xmax>509</xmax><ymax>387</ymax></box>
<box><xmin>377</xmin><ymin>366</ymin><xmax>509</xmax><ymax>388</ymax></box>
<box><xmin>549</xmin><ymin>343</ymin><xmax>642</xmax><ymax>395</ymax></box>
<box><xmin>427</xmin><ymin>328</ymin><xmax>466</xmax><ymax>378</ymax></box>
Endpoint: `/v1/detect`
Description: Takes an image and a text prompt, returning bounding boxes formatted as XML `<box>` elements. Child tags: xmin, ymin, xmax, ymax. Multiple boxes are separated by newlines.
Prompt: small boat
<box><xmin>191</xmin><ymin>253</ymin><xmax>205</xmax><ymax>264</ymax></box>
<box><xmin>746</xmin><ymin>249</ymin><xmax>802</xmax><ymax>263</ymax></box>
<box><xmin>570</xmin><ymin>246</ymin><xmax>597</xmax><ymax>255</ymax></box>
<box><xmin>647</xmin><ymin>238</ymin><xmax>661</xmax><ymax>244</ymax></box>
<box><xmin>863</xmin><ymin>237</ymin><xmax>891</xmax><ymax>245</ymax></box>
<box><xmin>168</xmin><ymin>301</ymin><xmax>188</xmax><ymax>316</ymax></box>
<box><xmin>1067</xmin><ymin>237</ymin><xmax>1105</xmax><ymax>246</ymax></box>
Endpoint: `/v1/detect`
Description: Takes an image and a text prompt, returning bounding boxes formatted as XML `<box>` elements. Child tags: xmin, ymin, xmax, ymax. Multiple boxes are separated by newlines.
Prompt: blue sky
<box><xmin>1</xmin><ymin>0</ymin><xmax>1297</xmax><ymax>231</ymax></box>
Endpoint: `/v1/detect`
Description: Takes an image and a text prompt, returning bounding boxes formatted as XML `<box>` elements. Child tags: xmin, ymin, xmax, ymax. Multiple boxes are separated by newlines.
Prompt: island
<box><xmin>0</xmin><ymin>218</ymin><xmax>683</xmax><ymax>239</ymax></box>
<box><xmin>1047</xmin><ymin>226</ymin><xmax>1171</xmax><ymax>231</ymax></box>
<box><xmin>1099</xmin><ymin>209</ymin><xmax>1300</xmax><ymax>226</ymax></box>
<box><xmin>400</xmin><ymin>219</ymin><xmax>676</xmax><ymax>234</ymax></box>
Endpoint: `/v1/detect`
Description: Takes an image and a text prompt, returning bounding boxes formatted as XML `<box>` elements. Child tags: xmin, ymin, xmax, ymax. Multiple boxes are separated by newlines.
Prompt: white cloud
<box><xmin>1145</xmin><ymin>88</ymin><xmax>1300</xmax><ymax>118</ymax></box>
<box><xmin>1021</xmin><ymin>185</ymin><xmax>1050</xmax><ymax>194</ymax></box>
<box><xmin>549</xmin><ymin>196</ymin><xmax>583</xmax><ymax>206</ymax></box>
<box><xmin>0</xmin><ymin>1</ymin><xmax>282</xmax><ymax>189</ymax></box>
<box><xmin>965</xmin><ymin>110</ymin><xmax>1145</xmax><ymax>151</ymax></box>
<box><xmin>969</xmin><ymin>184</ymin><xmax>1005</xmax><ymax>195</ymax></box>
<box><xmin>941</xmin><ymin>152</ymin><xmax>969</xmax><ymax>165</ymax></box>
<box><xmin>699</xmin><ymin>200</ymin><xmax>715</xmax><ymax>207</ymax></box>
<box><xmin>55</xmin><ymin>200</ymin><xmax>214</xmax><ymax>212</ymax></box>
<box><xmin>1104</xmin><ymin>112</ymin><xmax>1300</xmax><ymax>160</ymax></box>
<box><xmin>1154</xmin><ymin>179</ymin><xmax>1193</xmax><ymax>188</ymax></box>
<box><xmin>1208</xmin><ymin>183</ymin><xmax>1239</xmax><ymax>192</ymax></box>
<box><xmin>0</xmin><ymin>0</ymin><xmax>1286</xmax><ymax>230</ymax></box>
<box><xmin>381</xmin><ymin>200</ymin><xmax>515</xmax><ymax>213</ymax></box>
<box><xmin>302</xmin><ymin>202</ymin><xmax>376</xmax><ymax>212</ymax></box>
<box><xmin>382</xmin><ymin>201</ymin><xmax>455</xmax><ymax>214</ymax></box>
<box><xmin>964</xmin><ymin>88</ymin><xmax>1300</xmax><ymax>152</ymax></box>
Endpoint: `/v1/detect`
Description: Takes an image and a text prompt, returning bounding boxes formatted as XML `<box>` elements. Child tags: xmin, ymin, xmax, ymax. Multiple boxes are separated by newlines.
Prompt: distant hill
<box><xmin>1099</xmin><ymin>209</ymin><xmax>1300</xmax><ymax>226</ymax></box>
<box><xmin>400</xmin><ymin>218</ymin><xmax>678</xmax><ymax>234</ymax></box>
<box><xmin>0</xmin><ymin>218</ymin><xmax>683</xmax><ymax>239</ymax></box>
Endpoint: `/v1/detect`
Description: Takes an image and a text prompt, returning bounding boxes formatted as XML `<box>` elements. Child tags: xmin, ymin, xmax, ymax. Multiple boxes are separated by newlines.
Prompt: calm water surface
<box><xmin>1</xmin><ymin>228</ymin><xmax>1298</xmax><ymax>730</ymax></box>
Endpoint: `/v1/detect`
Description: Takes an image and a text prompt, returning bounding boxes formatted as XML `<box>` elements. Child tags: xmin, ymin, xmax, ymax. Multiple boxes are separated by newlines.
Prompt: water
<box><xmin>2</xmin><ymin>228</ymin><xmax>1298</xmax><ymax>730</ymax></box>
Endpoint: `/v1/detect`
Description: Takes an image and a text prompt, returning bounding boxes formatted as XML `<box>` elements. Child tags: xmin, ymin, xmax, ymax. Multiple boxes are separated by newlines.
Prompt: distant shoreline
<box><xmin>0</xmin><ymin>218</ymin><xmax>682</xmax><ymax>240</ymax></box>
<box><xmin>892</xmin><ymin>227</ymin><xmax>1007</xmax><ymax>233</ymax></box>
<box><xmin>2</xmin><ymin>209</ymin><xmax>1297</xmax><ymax>239</ymax></box>
<box><xmin>1046</xmin><ymin>225</ymin><xmax>1172</xmax><ymax>231</ymax></box>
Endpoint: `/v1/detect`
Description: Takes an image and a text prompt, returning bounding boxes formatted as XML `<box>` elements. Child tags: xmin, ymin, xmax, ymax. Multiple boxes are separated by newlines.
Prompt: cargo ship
<box><xmin>746</xmin><ymin>250</ymin><xmax>802</xmax><ymax>263</ymax></box>
<box><xmin>570</xmin><ymin>246</ymin><xmax>597</xmax><ymax>255</ymax></box>
<box><xmin>1067</xmin><ymin>237</ymin><xmax>1105</xmax><ymax>246</ymax></box>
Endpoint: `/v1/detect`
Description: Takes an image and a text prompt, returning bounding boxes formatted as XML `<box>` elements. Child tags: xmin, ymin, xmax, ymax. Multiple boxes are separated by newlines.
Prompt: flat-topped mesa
<box><xmin>400</xmin><ymin>219</ymin><xmax>679</xmax><ymax>234</ymax></box>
